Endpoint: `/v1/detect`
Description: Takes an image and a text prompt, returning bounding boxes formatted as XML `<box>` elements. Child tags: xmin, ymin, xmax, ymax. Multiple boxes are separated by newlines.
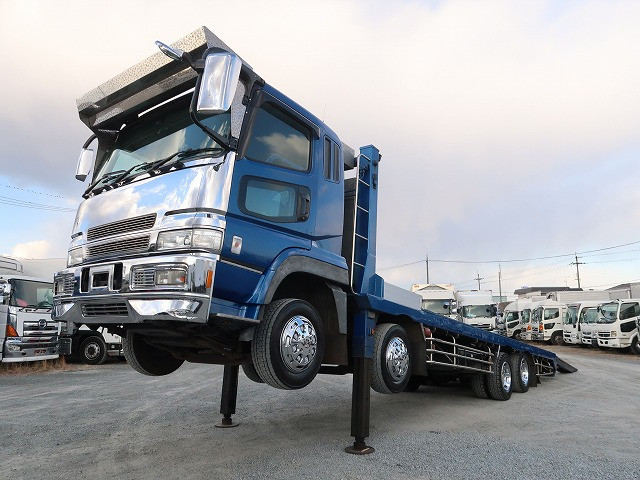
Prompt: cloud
<box><xmin>9</xmin><ymin>240</ymin><xmax>55</xmax><ymax>259</ymax></box>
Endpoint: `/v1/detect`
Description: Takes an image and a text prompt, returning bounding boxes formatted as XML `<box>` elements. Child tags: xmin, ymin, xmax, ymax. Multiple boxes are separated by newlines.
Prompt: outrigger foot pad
<box><xmin>345</xmin><ymin>440</ymin><xmax>375</xmax><ymax>455</ymax></box>
<box><xmin>215</xmin><ymin>415</ymin><xmax>240</xmax><ymax>428</ymax></box>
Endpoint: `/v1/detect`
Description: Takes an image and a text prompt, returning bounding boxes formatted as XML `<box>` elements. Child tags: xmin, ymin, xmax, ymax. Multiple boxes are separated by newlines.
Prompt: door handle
<box><xmin>298</xmin><ymin>192</ymin><xmax>310</xmax><ymax>221</ymax></box>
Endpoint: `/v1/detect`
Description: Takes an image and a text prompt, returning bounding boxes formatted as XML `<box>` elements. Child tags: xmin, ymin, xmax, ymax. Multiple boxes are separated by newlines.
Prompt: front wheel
<box><xmin>79</xmin><ymin>336</ymin><xmax>108</xmax><ymax>365</ymax></box>
<box><xmin>251</xmin><ymin>298</ymin><xmax>325</xmax><ymax>390</ymax></box>
<box><xmin>123</xmin><ymin>332</ymin><xmax>184</xmax><ymax>376</ymax></box>
<box><xmin>631</xmin><ymin>337</ymin><xmax>640</xmax><ymax>356</ymax></box>
<box><xmin>550</xmin><ymin>331</ymin><xmax>564</xmax><ymax>345</ymax></box>
<box><xmin>371</xmin><ymin>323</ymin><xmax>412</xmax><ymax>394</ymax></box>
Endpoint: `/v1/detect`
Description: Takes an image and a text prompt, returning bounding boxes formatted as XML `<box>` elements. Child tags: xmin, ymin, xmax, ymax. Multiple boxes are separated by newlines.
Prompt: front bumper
<box><xmin>597</xmin><ymin>337</ymin><xmax>625</xmax><ymax>348</ymax></box>
<box><xmin>532</xmin><ymin>332</ymin><xmax>546</xmax><ymax>341</ymax></box>
<box><xmin>2</xmin><ymin>337</ymin><xmax>59</xmax><ymax>362</ymax></box>
<box><xmin>53</xmin><ymin>254</ymin><xmax>215</xmax><ymax>328</ymax></box>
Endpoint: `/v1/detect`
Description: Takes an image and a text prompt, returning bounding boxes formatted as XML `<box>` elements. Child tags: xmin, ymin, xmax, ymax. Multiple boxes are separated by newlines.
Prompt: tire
<box><xmin>251</xmin><ymin>298</ymin><xmax>325</xmax><ymax>390</ymax></box>
<box><xmin>631</xmin><ymin>337</ymin><xmax>640</xmax><ymax>356</ymax></box>
<box><xmin>404</xmin><ymin>376</ymin><xmax>422</xmax><ymax>392</ymax></box>
<box><xmin>510</xmin><ymin>352</ymin><xmax>531</xmax><ymax>393</ymax></box>
<box><xmin>471</xmin><ymin>373</ymin><xmax>490</xmax><ymax>399</ymax></box>
<box><xmin>371</xmin><ymin>323</ymin><xmax>412</xmax><ymax>394</ymax></box>
<box><xmin>123</xmin><ymin>332</ymin><xmax>184</xmax><ymax>376</ymax></box>
<box><xmin>241</xmin><ymin>363</ymin><xmax>264</xmax><ymax>383</ymax></box>
<box><xmin>512</xmin><ymin>330</ymin><xmax>521</xmax><ymax>340</ymax></box>
<box><xmin>487</xmin><ymin>352</ymin><xmax>513</xmax><ymax>401</ymax></box>
<box><xmin>79</xmin><ymin>336</ymin><xmax>108</xmax><ymax>365</ymax></box>
<box><xmin>550</xmin><ymin>331</ymin><xmax>563</xmax><ymax>346</ymax></box>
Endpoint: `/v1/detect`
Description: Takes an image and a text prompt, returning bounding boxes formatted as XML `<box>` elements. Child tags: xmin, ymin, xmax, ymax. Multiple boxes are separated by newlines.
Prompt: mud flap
<box><xmin>556</xmin><ymin>357</ymin><xmax>578</xmax><ymax>373</ymax></box>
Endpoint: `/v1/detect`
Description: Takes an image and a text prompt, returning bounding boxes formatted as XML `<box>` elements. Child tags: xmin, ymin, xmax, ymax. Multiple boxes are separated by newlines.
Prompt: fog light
<box><xmin>155</xmin><ymin>268</ymin><xmax>187</xmax><ymax>286</ymax></box>
<box><xmin>7</xmin><ymin>344</ymin><xmax>21</xmax><ymax>352</ymax></box>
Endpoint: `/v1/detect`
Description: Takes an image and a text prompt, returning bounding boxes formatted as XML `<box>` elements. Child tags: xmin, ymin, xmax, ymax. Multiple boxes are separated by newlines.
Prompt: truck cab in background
<box><xmin>454</xmin><ymin>291</ymin><xmax>497</xmax><ymax>330</ymax></box>
<box><xmin>0</xmin><ymin>274</ymin><xmax>59</xmax><ymax>362</ymax></box>
<box><xmin>502</xmin><ymin>299</ymin><xmax>533</xmax><ymax>339</ymax></box>
<box><xmin>579</xmin><ymin>307</ymin><xmax>600</xmax><ymax>347</ymax></box>
<box><xmin>531</xmin><ymin>300</ymin><xmax>566</xmax><ymax>345</ymax></box>
<box><xmin>562</xmin><ymin>301</ymin><xmax>603</xmax><ymax>345</ymax></box>
<box><xmin>66</xmin><ymin>325</ymin><xmax>124</xmax><ymax>364</ymax></box>
<box><xmin>595</xmin><ymin>299</ymin><xmax>640</xmax><ymax>355</ymax></box>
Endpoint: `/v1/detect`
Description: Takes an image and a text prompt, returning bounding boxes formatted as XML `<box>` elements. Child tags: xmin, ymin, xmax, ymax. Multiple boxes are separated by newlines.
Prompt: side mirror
<box><xmin>196</xmin><ymin>53</ymin><xmax>242</xmax><ymax>115</ymax></box>
<box><xmin>75</xmin><ymin>148</ymin><xmax>94</xmax><ymax>181</ymax></box>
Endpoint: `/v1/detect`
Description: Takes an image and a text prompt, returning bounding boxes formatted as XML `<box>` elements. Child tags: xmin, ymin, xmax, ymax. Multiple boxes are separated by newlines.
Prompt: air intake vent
<box><xmin>86</xmin><ymin>236</ymin><xmax>149</xmax><ymax>261</ymax></box>
<box><xmin>87</xmin><ymin>214</ymin><xmax>156</xmax><ymax>241</ymax></box>
<box><xmin>82</xmin><ymin>302</ymin><xmax>129</xmax><ymax>317</ymax></box>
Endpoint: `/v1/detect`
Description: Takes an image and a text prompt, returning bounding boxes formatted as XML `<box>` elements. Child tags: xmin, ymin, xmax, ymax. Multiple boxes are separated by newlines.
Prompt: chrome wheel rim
<box><xmin>280</xmin><ymin>315</ymin><xmax>317</xmax><ymax>373</ymax></box>
<box><xmin>519</xmin><ymin>357</ymin><xmax>529</xmax><ymax>386</ymax></box>
<box><xmin>501</xmin><ymin>361</ymin><xmax>512</xmax><ymax>392</ymax></box>
<box><xmin>385</xmin><ymin>336</ymin><xmax>409</xmax><ymax>383</ymax></box>
<box><xmin>84</xmin><ymin>342</ymin><xmax>100</xmax><ymax>361</ymax></box>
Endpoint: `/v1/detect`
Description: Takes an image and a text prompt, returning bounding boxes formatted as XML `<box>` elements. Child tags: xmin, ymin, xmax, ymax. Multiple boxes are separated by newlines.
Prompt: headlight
<box><xmin>67</xmin><ymin>247</ymin><xmax>84</xmax><ymax>267</ymax></box>
<box><xmin>610</xmin><ymin>331</ymin><xmax>617</xmax><ymax>337</ymax></box>
<box><xmin>157</xmin><ymin>228</ymin><xmax>223</xmax><ymax>253</ymax></box>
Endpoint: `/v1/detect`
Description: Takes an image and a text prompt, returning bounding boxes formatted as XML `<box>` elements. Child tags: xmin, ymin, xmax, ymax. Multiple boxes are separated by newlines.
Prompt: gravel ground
<box><xmin>1</xmin><ymin>345</ymin><xmax>638</xmax><ymax>479</ymax></box>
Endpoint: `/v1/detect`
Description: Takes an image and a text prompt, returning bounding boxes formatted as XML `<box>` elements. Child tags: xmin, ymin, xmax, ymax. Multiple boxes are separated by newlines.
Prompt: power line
<box><xmin>0</xmin><ymin>195</ymin><xmax>76</xmax><ymax>212</ymax></box>
<box><xmin>0</xmin><ymin>184</ymin><xmax>67</xmax><ymax>199</ymax></box>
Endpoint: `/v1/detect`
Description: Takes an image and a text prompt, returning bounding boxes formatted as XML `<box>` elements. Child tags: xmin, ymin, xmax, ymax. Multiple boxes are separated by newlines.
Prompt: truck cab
<box><xmin>0</xmin><ymin>275</ymin><xmax>59</xmax><ymax>362</ymax></box>
<box><xmin>595</xmin><ymin>299</ymin><xmax>640</xmax><ymax>354</ymax></box>
<box><xmin>502</xmin><ymin>299</ymin><xmax>533</xmax><ymax>339</ymax></box>
<box><xmin>562</xmin><ymin>301</ymin><xmax>603</xmax><ymax>345</ymax></box>
<box><xmin>454</xmin><ymin>291</ymin><xmax>497</xmax><ymax>330</ymax></box>
<box><xmin>530</xmin><ymin>300</ymin><xmax>566</xmax><ymax>345</ymax></box>
<box><xmin>579</xmin><ymin>307</ymin><xmax>600</xmax><ymax>347</ymax></box>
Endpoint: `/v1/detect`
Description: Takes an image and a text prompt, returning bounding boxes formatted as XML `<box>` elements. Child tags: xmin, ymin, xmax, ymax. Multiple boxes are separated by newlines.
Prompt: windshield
<box><xmin>94</xmin><ymin>97</ymin><xmax>230</xmax><ymax>182</ymax></box>
<box><xmin>599</xmin><ymin>303</ymin><xmax>618</xmax><ymax>324</ymax></box>
<box><xmin>564</xmin><ymin>306</ymin><xmax>578</xmax><ymax>325</ymax></box>
<box><xmin>9</xmin><ymin>279</ymin><xmax>53</xmax><ymax>308</ymax></box>
<box><xmin>461</xmin><ymin>305</ymin><xmax>494</xmax><ymax>318</ymax></box>
<box><xmin>532</xmin><ymin>307</ymin><xmax>543</xmax><ymax>323</ymax></box>
<box><xmin>583</xmin><ymin>308</ymin><xmax>599</xmax><ymax>324</ymax></box>
<box><xmin>423</xmin><ymin>299</ymin><xmax>455</xmax><ymax>314</ymax></box>
<box><xmin>521</xmin><ymin>309</ymin><xmax>531</xmax><ymax>323</ymax></box>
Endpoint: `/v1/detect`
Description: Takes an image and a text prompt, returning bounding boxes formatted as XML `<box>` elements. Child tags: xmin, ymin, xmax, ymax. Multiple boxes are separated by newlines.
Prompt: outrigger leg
<box><xmin>215</xmin><ymin>364</ymin><xmax>240</xmax><ymax>428</ymax></box>
<box><xmin>345</xmin><ymin>357</ymin><xmax>375</xmax><ymax>454</ymax></box>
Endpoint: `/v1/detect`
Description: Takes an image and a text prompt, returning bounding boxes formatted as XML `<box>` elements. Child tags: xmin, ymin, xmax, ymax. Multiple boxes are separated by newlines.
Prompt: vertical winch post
<box><xmin>346</xmin><ymin>145</ymin><xmax>381</xmax><ymax>455</ymax></box>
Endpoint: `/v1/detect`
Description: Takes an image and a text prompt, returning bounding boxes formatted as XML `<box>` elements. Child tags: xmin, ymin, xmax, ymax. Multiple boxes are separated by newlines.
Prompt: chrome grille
<box><xmin>55</xmin><ymin>273</ymin><xmax>75</xmax><ymax>295</ymax></box>
<box><xmin>87</xmin><ymin>214</ymin><xmax>156</xmax><ymax>241</ymax></box>
<box><xmin>86</xmin><ymin>236</ymin><xmax>149</xmax><ymax>261</ymax></box>
<box><xmin>23</xmin><ymin>320</ymin><xmax>58</xmax><ymax>340</ymax></box>
<box><xmin>598</xmin><ymin>331</ymin><xmax>611</xmax><ymax>338</ymax></box>
<box><xmin>82</xmin><ymin>302</ymin><xmax>129</xmax><ymax>317</ymax></box>
<box><xmin>131</xmin><ymin>267</ymin><xmax>156</xmax><ymax>289</ymax></box>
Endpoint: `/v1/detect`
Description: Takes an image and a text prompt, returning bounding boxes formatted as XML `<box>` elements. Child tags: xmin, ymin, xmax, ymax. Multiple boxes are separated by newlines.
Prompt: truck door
<box><xmin>217</xmin><ymin>90</ymin><xmax>320</xmax><ymax>303</ymax></box>
<box><xmin>619</xmin><ymin>302</ymin><xmax>640</xmax><ymax>336</ymax></box>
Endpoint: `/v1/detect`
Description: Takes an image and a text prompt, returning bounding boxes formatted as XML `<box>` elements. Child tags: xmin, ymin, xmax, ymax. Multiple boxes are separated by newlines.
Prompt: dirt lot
<box><xmin>1</xmin><ymin>345</ymin><xmax>638</xmax><ymax>479</ymax></box>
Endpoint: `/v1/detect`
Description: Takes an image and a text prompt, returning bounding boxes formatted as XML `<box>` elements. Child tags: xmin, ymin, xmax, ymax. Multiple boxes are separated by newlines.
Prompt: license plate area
<box><xmin>34</xmin><ymin>349</ymin><xmax>46</xmax><ymax>355</ymax></box>
<box><xmin>90</xmin><ymin>265</ymin><xmax>115</xmax><ymax>292</ymax></box>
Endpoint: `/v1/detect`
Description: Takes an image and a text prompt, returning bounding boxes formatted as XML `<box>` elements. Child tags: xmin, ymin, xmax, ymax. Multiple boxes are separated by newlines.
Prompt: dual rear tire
<box><xmin>471</xmin><ymin>351</ymin><xmax>533</xmax><ymax>400</ymax></box>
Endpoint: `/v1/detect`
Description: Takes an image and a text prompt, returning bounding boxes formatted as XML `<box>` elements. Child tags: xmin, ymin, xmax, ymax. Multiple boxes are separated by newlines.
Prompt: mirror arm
<box><xmin>82</xmin><ymin>134</ymin><xmax>97</xmax><ymax>149</ymax></box>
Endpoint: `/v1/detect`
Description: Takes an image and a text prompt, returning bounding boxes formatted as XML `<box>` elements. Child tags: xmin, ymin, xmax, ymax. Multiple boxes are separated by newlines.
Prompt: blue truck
<box><xmin>53</xmin><ymin>27</ymin><xmax>575</xmax><ymax>453</ymax></box>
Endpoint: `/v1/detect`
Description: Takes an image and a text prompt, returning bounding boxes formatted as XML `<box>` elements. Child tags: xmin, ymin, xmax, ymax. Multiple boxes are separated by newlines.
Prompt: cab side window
<box><xmin>620</xmin><ymin>303</ymin><xmax>640</xmax><ymax>320</ymax></box>
<box><xmin>245</xmin><ymin>103</ymin><xmax>311</xmax><ymax>172</ymax></box>
<box><xmin>323</xmin><ymin>138</ymin><xmax>340</xmax><ymax>182</ymax></box>
<box><xmin>544</xmin><ymin>308</ymin><xmax>559</xmax><ymax>320</ymax></box>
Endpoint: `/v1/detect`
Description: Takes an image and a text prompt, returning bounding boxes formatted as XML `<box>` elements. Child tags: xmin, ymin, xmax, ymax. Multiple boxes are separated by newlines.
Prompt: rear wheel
<box><xmin>79</xmin><ymin>336</ymin><xmax>108</xmax><ymax>365</ymax></box>
<box><xmin>487</xmin><ymin>352</ymin><xmax>512</xmax><ymax>401</ymax></box>
<box><xmin>510</xmin><ymin>352</ymin><xmax>531</xmax><ymax>393</ymax></box>
<box><xmin>471</xmin><ymin>373</ymin><xmax>490</xmax><ymax>399</ymax></box>
<box><xmin>123</xmin><ymin>332</ymin><xmax>184</xmax><ymax>376</ymax></box>
<box><xmin>251</xmin><ymin>298</ymin><xmax>324</xmax><ymax>390</ymax></box>
<box><xmin>371</xmin><ymin>323</ymin><xmax>412</xmax><ymax>394</ymax></box>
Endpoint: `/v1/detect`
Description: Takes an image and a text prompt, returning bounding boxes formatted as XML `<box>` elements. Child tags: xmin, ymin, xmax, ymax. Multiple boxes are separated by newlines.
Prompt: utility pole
<box><xmin>571</xmin><ymin>253</ymin><xmax>584</xmax><ymax>289</ymax></box>
<box><xmin>475</xmin><ymin>271</ymin><xmax>484</xmax><ymax>290</ymax></box>
<box><xmin>426</xmin><ymin>253</ymin><xmax>430</xmax><ymax>285</ymax></box>
<box><xmin>498</xmin><ymin>263</ymin><xmax>502</xmax><ymax>301</ymax></box>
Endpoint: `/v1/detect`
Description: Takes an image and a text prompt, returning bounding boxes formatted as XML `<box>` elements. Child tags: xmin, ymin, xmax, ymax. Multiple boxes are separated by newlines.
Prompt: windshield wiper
<box><xmin>83</xmin><ymin>169</ymin><xmax>128</xmax><ymax>197</ymax></box>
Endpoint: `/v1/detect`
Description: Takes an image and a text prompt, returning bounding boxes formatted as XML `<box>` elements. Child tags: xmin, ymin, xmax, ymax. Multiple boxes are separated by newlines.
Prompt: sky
<box><xmin>1</xmin><ymin>0</ymin><xmax>639</xmax><ymax>294</ymax></box>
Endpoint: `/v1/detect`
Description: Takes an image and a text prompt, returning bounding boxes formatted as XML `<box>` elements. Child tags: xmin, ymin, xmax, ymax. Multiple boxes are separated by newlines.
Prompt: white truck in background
<box><xmin>562</xmin><ymin>301</ymin><xmax>604</xmax><ymax>345</ymax></box>
<box><xmin>531</xmin><ymin>300</ymin><xmax>566</xmax><ymax>345</ymax></box>
<box><xmin>412</xmin><ymin>285</ymin><xmax>457</xmax><ymax>319</ymax></box>
<box><xmin>1</xmin><ymin>257</ymin><xmax>59</xmax><ymax>362</ymax></box>
<box><xmin>455</xmin><ymin>290</ymin><xmax>497</xmax><ymax>330</ymax></box>
<box><xmin>595</xmin><ymin>299</ymin><xmax>640</xmax><ymax>355</ymax></box>
<box><xmin>502</xmin><ymin>299</ymin><xmax>534</xmax><ymax>339</ymax></box>
<box><xmin>579</xmin><ymin>307</ymin><xmax>601</xmax><ymax>347</ymax></box>
<box><xmin>66</xmin><ymin>325</ymin><xmax>124</xmax><ymax>364</ymax></box>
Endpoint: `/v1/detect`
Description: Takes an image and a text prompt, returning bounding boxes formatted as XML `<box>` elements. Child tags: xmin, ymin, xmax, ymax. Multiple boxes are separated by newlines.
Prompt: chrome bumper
<box><xmin>53</xmin><ymin>254</ymin><xmax>216</xmax><ymax>329</ymax></box>
<box><xmin>3</xmin><ymin>337</ymin><xmax>59</xmax><ymax>362</ymax></box>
